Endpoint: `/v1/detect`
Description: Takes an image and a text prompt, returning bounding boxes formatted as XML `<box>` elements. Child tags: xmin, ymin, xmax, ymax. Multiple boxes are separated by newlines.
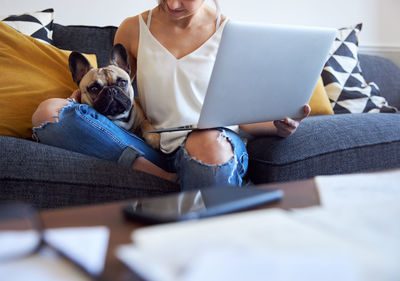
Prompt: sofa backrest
<box><xmin>53</xmin><ymin>23</ymin><xmax>117</xmax><ymax>68</ymax></box>
<box><xmin>359</xmin><ymin>54</ymin><xmax>400</xmax><ymax>108</ymax></box>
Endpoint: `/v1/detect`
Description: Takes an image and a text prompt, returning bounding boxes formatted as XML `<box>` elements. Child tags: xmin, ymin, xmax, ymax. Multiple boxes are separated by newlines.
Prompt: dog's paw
<box><xmin>143</xmin><ymin>132</ymin><xmax>160</xmax><ymax>150</ymax></box>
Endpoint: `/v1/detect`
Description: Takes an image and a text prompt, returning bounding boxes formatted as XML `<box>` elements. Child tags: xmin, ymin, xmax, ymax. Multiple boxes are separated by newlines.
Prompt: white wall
<box><xmin>3</xmin><ymin>0</ymin><xmax>400</xmax><ymax>64</ymax></box>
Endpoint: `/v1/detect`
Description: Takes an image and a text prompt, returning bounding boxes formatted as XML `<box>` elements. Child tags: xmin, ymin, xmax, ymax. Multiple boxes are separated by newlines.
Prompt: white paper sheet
<box><xmin>117</xmin><ymin>209</ymin><xmax>395</xmax><ymax>281</ymax></box>
<box><xmin>292</xmin><ymin>201</ymin><xmax>400</xmax><ymax>255</ymax></box>
<box><xmin>0</xmin><ymin>230</ymin><xmax>40</xmax><ymax>258</ymax></box>
<box><xmin>315</xmin><ymin>169</ymin><xmax>400</xmax><ymax>207</ymax></box>
<box><xmin>0</xmin><ymin>247</ymin><xmax>91</xmax><ymax>281</ymax></box>
<box><xmin>44</xmin><ymin>226</ymin><xmax>110</xmax><ymax>276</ymax></box>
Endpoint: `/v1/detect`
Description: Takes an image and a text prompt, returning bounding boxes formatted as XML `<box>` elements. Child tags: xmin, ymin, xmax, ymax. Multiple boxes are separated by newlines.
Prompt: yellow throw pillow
<box><xmin>0</xmin><ymin>21</ymin><xmax>97</xmax><ymax>139</ymax></box>
<box><xmin>309</xmin><ymin>76</ymin><xmax>334</xmax><ymax>116</ymax></box>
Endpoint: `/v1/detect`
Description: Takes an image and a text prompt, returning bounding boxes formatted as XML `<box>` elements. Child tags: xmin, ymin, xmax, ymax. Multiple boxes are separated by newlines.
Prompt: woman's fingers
<box><xmin>274</xmin><ymin>104</ymin><xmax>310</xmax><ymax>137</ymax></box>
<box><xmin>294</xmin><ymin>104</ymin><xmax>311</xmax><ymax>122</ymax></box>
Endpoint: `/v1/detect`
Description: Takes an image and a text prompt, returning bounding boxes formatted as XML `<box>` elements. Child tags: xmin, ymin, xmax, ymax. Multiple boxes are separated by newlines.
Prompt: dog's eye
<box><xmin>117</xmin><ymin>79</ymin><xmax>128</xmax><ymax>88</ymax></box>
<box><xmin>88</xmin><ymin>84</ymin><xmax>101</xmax><ymax>94</ymax></box>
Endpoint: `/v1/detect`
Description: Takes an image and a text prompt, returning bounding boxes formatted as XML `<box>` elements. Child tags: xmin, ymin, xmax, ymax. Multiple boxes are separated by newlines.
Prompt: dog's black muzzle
<box><xmin>93</xmin><ymin>86</ymin><xmax>132</xmax><ymax>116</ymax></box>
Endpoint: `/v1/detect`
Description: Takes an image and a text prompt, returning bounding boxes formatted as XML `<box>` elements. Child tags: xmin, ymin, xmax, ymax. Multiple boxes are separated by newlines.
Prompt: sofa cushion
<box><xmin>52</xmin><ymin>23</ymin><xmax>117</xmax><ymax>67</ymax></box>
<box><xmin>247</xmin><ymin>113</ymin><xmax>400</xmax><ymax>183</ymax></box>
<box><xmin>0</xmin><ymin>21</ymin><xmax>97</xmax><ymax>139</ymax></box>
<box><xmin>1</xmin><ymin>8</ymin><xmax>54</xmax><ymax>44</ymax></box>
<box><xmin>0</xmin><ymin>136</ymin><xmax>179</xmax><ymax>209</ymax></box>
<box><xmin>322</xmin><ymin>24</ymin><xmax>397</xmax><ymax>114</ymax></box>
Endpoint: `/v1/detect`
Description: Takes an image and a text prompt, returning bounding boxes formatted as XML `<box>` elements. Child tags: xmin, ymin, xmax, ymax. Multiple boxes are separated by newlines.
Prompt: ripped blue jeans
<box><xmin>33</xmin><ymin>100</ymin><xmax>248</xmax><ymax>190</ymax></box>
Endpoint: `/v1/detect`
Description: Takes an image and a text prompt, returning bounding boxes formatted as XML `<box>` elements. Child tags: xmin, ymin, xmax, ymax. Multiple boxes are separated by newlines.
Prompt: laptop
<box><xmin>149</xmin><ymin>21</ymin><xmax>337</xmax><ymax>133</ymax></box>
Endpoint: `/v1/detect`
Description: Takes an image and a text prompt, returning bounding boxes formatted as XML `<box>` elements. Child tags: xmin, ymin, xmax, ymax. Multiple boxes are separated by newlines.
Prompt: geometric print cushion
<box><xmin>1</xmin><ymin>8</ymin><xmax>54</xmax><ymax>45</ymax></box>
<box><xmin>321</xmin><ymin>23</ymin><xmax>397</xmax><ymax>114</ymax></box>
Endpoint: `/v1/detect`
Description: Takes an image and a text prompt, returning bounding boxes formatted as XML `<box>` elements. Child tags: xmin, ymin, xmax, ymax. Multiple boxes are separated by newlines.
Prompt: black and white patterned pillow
<box><xmin>322</xmin><ymin>23</ymin><xmax>397</xmax><ymax>114</ymax></box>
<box><xmin>1</xmin><ymin>8</ymin><xmax>54</xmax><ymax>45</ymax></box>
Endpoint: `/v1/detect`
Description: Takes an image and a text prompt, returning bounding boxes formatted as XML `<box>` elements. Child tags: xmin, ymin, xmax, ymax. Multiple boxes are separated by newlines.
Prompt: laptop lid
<box><xmin>149</xmin><ymin>21</ymin><xmax>336</xmax><ymax>133</ymax></box>
<box><xmin>197</xmin><ymin>21</ymin><xmax>337</xmax><ymax>129</ymax></box>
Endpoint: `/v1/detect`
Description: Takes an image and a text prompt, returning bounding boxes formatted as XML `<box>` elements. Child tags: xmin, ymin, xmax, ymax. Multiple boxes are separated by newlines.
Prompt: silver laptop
<box><xmin>149</xmin><ymin>21</ymin><xmax>337</xmax><ymax>133</ymax></box>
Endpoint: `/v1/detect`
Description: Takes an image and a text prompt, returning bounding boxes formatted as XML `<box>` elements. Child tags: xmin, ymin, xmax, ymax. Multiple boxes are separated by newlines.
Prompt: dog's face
<box><xmin>69</xmin><ymin>44</ymin><xmax>133</xmax><ymax>121</ymax></box>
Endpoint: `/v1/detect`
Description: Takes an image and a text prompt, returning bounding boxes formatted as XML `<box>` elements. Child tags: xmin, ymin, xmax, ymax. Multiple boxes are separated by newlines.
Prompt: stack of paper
<box><xmin>117</xmin><ymin>169</ymin><xmax>400</xmax><ymax>281</ymax></box>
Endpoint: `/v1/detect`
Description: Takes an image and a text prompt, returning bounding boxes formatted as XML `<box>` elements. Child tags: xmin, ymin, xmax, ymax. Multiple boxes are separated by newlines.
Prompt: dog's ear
<box><xmin>110</xmin><ymin>43</ymin><xmax>131</xmax><ymax>76</ymax></box>
<box><xmin>69</xmin><ymin>52</ymin><xmax>93</xmax><ymax>85</ymax></box>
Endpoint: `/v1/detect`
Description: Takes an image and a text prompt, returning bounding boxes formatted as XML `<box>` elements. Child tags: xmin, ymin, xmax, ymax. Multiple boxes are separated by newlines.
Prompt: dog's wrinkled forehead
<box><xmin>81</xmin><ymin>65</ymin><xmax>130</xmax><ymax>87</ymax></box>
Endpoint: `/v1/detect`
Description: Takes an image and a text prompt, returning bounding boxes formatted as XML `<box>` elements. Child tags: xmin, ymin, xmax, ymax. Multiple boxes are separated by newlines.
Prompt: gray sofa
<box><xmin>1</xmin><ymin>24</ymin><xmax>400</xmax><ymax>209</ymax></box>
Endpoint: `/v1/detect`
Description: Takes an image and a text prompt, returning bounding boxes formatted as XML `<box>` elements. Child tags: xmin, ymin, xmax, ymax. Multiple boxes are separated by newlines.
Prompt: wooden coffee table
<box><xmin>39</xmin><ymin>179</ymin><xmax>319</xmax><ymax>281</ymax></box>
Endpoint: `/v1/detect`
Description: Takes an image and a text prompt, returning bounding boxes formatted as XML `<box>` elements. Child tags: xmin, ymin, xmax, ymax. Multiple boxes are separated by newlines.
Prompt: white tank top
<box><xmin>136</xmin><ymin>10</ymin><xmax>232</xmax><ymax>153</ymax></box>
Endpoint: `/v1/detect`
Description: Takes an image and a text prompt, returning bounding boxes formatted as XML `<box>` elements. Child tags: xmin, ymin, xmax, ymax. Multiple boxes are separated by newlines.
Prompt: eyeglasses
<box><xmin>0</xmin><ymin>202</ymin><xmax>98</xmax><ymax>280</ymax></box>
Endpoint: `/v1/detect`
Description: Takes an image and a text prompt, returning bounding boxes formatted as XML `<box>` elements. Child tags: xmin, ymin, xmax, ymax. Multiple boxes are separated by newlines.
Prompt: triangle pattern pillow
<box><xmin>1</xmin><ymin>8</ymin><xmax>54</xmax><ymax>44</ymax></box>
<box><xmin>321</xmin><ymin>23</ymin><xmax>397</xmax><ymax>114</ymax></box>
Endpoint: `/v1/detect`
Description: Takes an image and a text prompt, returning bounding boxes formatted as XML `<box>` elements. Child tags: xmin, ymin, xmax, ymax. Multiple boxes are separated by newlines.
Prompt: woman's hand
<box><xmin>70</xmin><ymin>89</ymin><xmax>81</xmax><ymax>102</ymax></box>
<box><xmin>273</xmin><ymin>104</ymin><xmax>311</xmax><ymax>137</ymax></box>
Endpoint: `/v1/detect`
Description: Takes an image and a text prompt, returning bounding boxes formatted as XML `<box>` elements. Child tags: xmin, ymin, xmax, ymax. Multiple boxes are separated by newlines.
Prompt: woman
<box><xmin>32</xmin><ymin>0</ymin><xmax>310</xmax><ymax>190</ymax></box>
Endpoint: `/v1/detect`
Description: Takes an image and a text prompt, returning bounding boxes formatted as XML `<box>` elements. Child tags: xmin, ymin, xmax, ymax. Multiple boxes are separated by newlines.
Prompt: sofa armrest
<box><xmin>359</xmin><ymin>54</ymin><xmax>400</xmax><ymax>108</ymax></box>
